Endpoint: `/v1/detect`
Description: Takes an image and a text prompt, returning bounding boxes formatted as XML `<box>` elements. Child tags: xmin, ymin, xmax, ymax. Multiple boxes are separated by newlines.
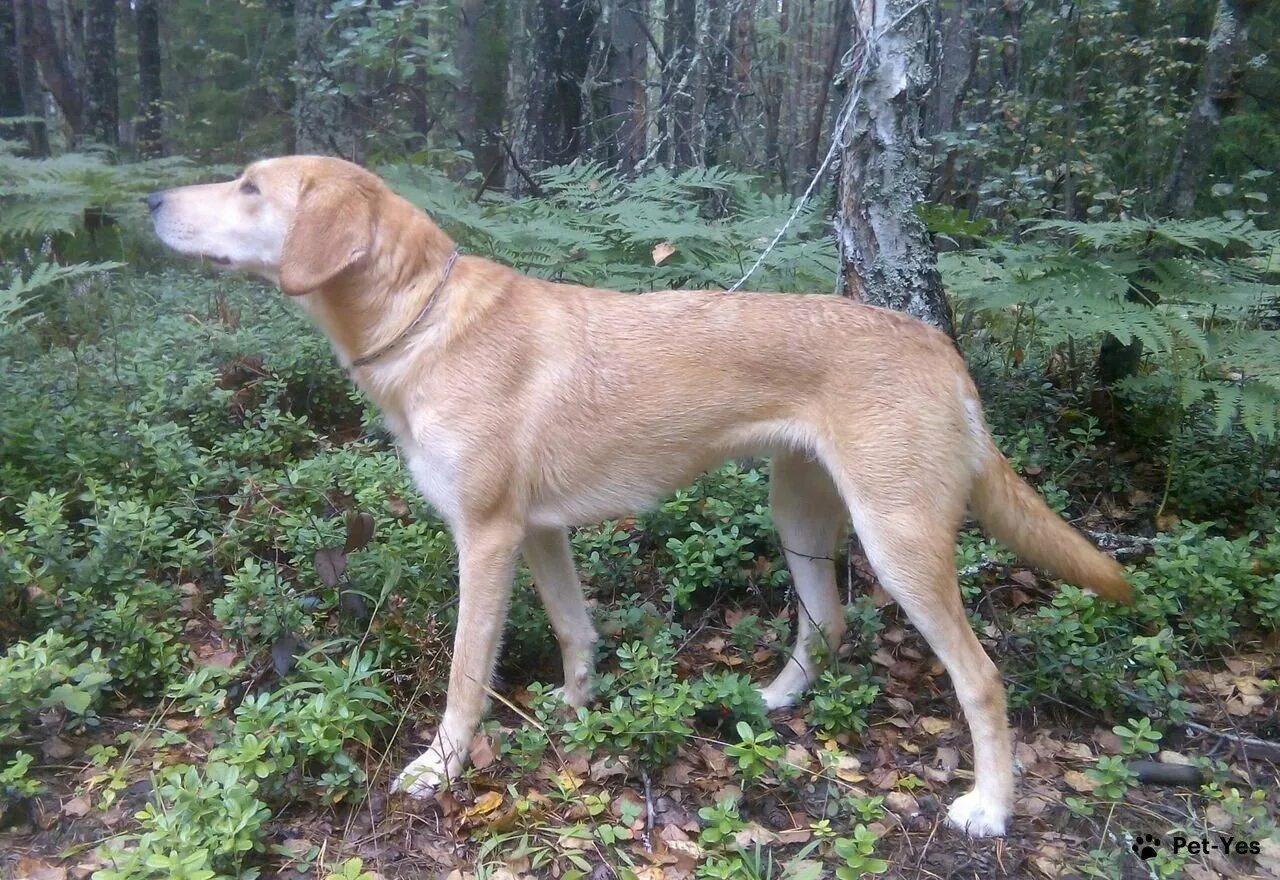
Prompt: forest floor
<box><xmin>4</xmin><ymin>561</ymin><xmax>1278</xmax><ymax>880</ymax></box>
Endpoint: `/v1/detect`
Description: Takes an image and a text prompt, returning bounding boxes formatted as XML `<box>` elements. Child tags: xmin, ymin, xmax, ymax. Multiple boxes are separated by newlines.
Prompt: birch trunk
<box><xmin>835</xmin><ymin>0</ymin><xmax>952</xmax><ymax>334</ymax></box>
<box><xmin>1160</xmin><ymin>0</ymin><xmax>1256</xmax><ymax>218</ymax></box>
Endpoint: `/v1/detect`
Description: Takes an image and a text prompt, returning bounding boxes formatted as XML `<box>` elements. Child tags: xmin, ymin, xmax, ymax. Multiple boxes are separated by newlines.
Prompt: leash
<box><xmin>351</xmin><ymin>249</ymin><xmax>460</xmax><ymax>369</ymax></box>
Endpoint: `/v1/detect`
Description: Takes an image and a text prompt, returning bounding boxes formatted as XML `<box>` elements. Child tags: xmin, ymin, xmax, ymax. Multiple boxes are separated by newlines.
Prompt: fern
<box><xmin>0</xmin><ymin>260</ymin><xmax>123</xmax><ymax>335</ymax></box>
<box><xmin>943</xmin><ymin>216</ymin><xmax>1280</xmax><ymax>439</ymax></box>
<box><xmin>0</xmin><ymin>145</ymin><xmax>204</xmax><ymax>244</ymax></box>
<box><xmin>378</xmin><ymin>160</ymin><xmax>835</xmax><ymax>294</ymax></box>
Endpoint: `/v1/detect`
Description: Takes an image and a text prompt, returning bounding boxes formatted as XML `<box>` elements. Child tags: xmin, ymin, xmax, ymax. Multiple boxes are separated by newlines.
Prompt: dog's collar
<box><xmin>351</xmin><ymin>249</ymin><xmax>460</xmax><ymax>369</ymax></box>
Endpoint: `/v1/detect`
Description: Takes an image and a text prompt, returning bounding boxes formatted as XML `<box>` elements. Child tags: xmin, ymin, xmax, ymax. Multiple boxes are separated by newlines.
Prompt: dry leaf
<box><xmin>463</xmin><ymin>790</ymin><xmax>503</xmax><ymax>819</ymax></box>
<box><xmin>63</xmin><ymin>796</ymin><xmax>91</xmax><ymax>818</ymax></box>
<box><xmin>652</xmin><ymin>242</ymin><xmax>677</xmax><ymax>265</ymax></box>
<box><xmin>1062</xmin><ymin>770</ymin><xmax>1096</xmax><ymax>793</ymax></box>
<box><xmin>918</xmin><ymin>716</ymin><xmax>953</xmax><ymax>736</ymax></box>
<box><xmin>469</xmin><ymin>733</ymin><xmax>497</xmax><ymax>770</ymax></box>
<box><xmin>14</xmin><ymin>858</ymin><xmax>67</xmax><ymax>880</ymax></box>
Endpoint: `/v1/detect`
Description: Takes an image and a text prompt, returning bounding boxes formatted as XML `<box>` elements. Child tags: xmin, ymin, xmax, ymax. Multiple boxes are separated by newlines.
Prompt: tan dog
<box><xmin>149</xmin><ymin>156</ymin><xmax>1130</xmax><ymax>838</ymax></box>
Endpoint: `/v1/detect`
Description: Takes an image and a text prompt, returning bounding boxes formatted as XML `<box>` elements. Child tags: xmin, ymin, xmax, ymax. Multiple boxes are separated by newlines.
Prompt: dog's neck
<box><xmin>297</xmin><ymin>196</ymin><xmax>458</xmax><ymax>374</ymax></box>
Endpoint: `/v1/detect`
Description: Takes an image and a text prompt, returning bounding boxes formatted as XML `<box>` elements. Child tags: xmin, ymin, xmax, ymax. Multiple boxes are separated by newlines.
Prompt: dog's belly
<box><xmin>527</xmin><ymin>467</ymin><xmax>691</xmax><ymax>527</ymax></box>
<box><xmin>525</xmin><ymin>418</ymin><xmax>816</xmax><ymax>528</ymax></box>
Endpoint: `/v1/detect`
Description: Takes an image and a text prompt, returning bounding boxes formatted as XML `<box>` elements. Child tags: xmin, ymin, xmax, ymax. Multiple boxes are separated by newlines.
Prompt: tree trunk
<box><xmin>8</xmin><ymin>0</ymin><xmax>49</xmax><ymax>155</ymax></box>
<box><xmin>0</xmin><ymin>2</ymin><xmax>21</xmax><ymax>119</ymax></box>
<box><xmin>606</xmin><ymin>0</ymin><xmax>648</xmax><ymax>172</ymax></box>
<box><xmin>135</xmin><ymin>0</ymin><xmax>163</xmax><ymax>158</ymax></box>
<box><xmin>457</xmin><ymin>0</ymin><xmax>508</xmax><ymax>189</ymax></box>
<box><xmin>835</xmin><ymin>0</ymin><xmax>952</xmax><ymax>334</ymax></box>
<box><xmin>294</xmin><ymin>0</ymin><xmax>358</xmax><ymax>157</ymax></box>
<box><xmin>924</xmin><ymin>0</ymin><xmax>975</xmax><ymax>138</ymax></box>
<box><xmin>662</xmin><ymin>0</ymin><xmax>699</xmax><ymax>168</ymax></box>
<box><xmin>1159</xmin><ymin>0</ymin><xmax>1255</xmax><ymax>218</ymax></box>
<box><xmin>25</xmin><ymin>0</ymin><xmax>82</xmax><ymax>139</ymax></box>
<box><xmin>83</xmin><ymin>0</ymin><xmax>118</xmax><ymax>146</ymax></box>
<box><xmin>519</xmin><ymin>0</ymin><xmax>596</xmax><ymax>173</ymax></box>
<box><xmin>801</xmin><ymin>0</ymin><xmax>850</xmax><ymax>177</ymax></box>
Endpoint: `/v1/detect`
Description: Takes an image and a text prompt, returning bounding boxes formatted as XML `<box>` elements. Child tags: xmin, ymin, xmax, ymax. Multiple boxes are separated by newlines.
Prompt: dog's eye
<box><xmin>240</xmin><ymin>181</ymin><xmax>259</xmax><ymax>195</ymax></box>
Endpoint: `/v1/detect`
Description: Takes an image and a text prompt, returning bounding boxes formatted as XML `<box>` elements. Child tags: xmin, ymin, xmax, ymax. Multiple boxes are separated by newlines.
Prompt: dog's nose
<box><xmin>145</xmin><ymin>191</ymin><xmax>165</xmax><ymax>213</ymax></box>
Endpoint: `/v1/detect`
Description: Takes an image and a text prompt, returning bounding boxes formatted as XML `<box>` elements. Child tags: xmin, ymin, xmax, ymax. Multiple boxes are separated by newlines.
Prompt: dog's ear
<box><xmin>279</xmin><ymin>180</ymin><xmax>373</xmax><ymax>296</ymax></box>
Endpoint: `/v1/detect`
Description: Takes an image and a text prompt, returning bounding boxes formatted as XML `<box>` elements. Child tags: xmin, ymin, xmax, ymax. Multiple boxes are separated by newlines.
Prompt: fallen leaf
<box><xmin>1256</xmin><ymin>836</ymin><xmax>1280</xmax><ymax>879</ymax></box>
<box><xmin>652</xmin><ymin>242</ymin><xmax>676</xmax><ymax>265</ymax></box>
<box><xmin>1062</xmin><ymin>770</ymin><xmax>1096</xmax><ymax>793</ymax></box>
<box><xmin>591</xmin><ymin>754</ymin><xmax>629</xmax><ymax>781</ymax></box>
<box><xmin>14</xmin><ymin>858</ymin><xmax>66</xmax><ymax>880</ymax></box>
<box><xmin>43</xmin><ymin>737</ymin><xmax>75</xmax><ymax>760</ymax></box>
<box><xmin>314</xmin><ymin>547</ymin><xmax>347</xmax><ymax>586</ymax></box>
<box><xmin>63</xmin><ymin>796</ymin><xmax>91</xmax><ymax>818</ymax></box>
<box><xmin>469</xmin><ymin>733</ymin><xmax>497</xmax><ymax>770</ymax></box>
<box><xmin>463</xmin><ymin>791</ymin><xmax>503</xmax><ymax>819</ymax></box>
<box><xmin>344</xmin><ymin>510</ymin><xmax>376</xmax><ymax>553</ymax></box>
<box><xmin>869</xmin><ymin>768</ymin><xmax>899</xmax><ymax>790</ymax></box>
<box><xmin>918</xmin><ymin>716</ymin><xmax>953</xmax><ymax>736</ymax></box>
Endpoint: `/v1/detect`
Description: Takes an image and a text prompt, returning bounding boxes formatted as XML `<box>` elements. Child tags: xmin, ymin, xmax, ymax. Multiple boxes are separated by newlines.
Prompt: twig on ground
<box><xmin>1183</xmin><ymin>720</ymin><xmax>1280</xmax><ymax>763</ymax></box>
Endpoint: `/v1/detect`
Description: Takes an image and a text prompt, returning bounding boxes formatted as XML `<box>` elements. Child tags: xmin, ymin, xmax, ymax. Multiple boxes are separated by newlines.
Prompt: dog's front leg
<box><xmin>395</xmin><ymin>522</ymin><xmax>522</xmax><ymax>799</ymax></box>
<box><xmin>523</xmin><ymin>527</ymin><xmax>597</xmax><ymax>707</ymax></box>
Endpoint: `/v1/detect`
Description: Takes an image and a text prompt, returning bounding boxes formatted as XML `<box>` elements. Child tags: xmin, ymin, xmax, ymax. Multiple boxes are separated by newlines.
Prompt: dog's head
<box><xmin>149</xmin><ymin>155</ymin><xmax>380</xmax><ymax>296</ymax></box>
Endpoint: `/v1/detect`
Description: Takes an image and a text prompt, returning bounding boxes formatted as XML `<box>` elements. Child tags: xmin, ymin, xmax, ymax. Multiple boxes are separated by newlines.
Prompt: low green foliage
<box><xmin>0</xmin><ymin>148</ymin><xmax>1277</xmax><ymax>875</ymax></box>
<box><xmin>0</xmin><ymin>631</ymin><xmax>112</xmax><ymax>741</ymax></box>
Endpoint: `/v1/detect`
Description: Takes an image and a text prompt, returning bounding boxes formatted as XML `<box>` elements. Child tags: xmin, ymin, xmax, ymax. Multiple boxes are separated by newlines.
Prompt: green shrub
<box><xmin>0</xmin><ymin>631</ymin><xmax>112</xmax><ymax>742</ymax></box>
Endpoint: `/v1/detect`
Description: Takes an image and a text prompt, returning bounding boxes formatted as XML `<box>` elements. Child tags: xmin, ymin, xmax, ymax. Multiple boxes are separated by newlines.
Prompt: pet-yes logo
<box><xmin>1131</xmin><ymin>832</ymin><xmax>1261</xmax><ymax>861</ymax></box>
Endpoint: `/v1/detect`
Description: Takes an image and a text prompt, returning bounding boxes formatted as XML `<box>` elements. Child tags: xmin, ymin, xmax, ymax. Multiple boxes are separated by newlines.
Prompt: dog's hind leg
<box><xmin>395</xmin><ymin>520</ymin><xmax>522</xmax><ymax>799</ymax></box>
<box><xmin>837</xmin><ymin>468</ymin><xmax>1014</xmax><ymax>837</ymax></box>
<box><xmin>759</xmin><ymin>450</ymin><xmax>847</xmax><ymax>711</ymax></box>
<box><xmin>523</xmin><ymin>526</ymin><xmax>597</xmax><ymax>707</ymax></box>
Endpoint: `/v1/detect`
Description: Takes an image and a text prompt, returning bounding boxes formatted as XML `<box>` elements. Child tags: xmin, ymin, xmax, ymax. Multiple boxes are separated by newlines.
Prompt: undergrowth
<box><xmin>0</xmin><ymin>152</ymin><xmax>1277</xmax><ymax>878</ymax></box>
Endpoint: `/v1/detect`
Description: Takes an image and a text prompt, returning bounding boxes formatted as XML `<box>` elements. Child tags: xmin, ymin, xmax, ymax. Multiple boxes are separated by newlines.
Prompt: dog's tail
<box><xmin>969</xmin><ymin>440</ymin><xmax>1132</xmax><ymax>604</ymax></box>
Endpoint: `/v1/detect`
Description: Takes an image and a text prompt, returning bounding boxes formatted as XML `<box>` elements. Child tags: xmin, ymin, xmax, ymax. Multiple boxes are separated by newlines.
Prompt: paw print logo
<box><xmin>1132</xmin><ymin>833</ymin><xmax>1161</xmax><ymax>860</ymax></box>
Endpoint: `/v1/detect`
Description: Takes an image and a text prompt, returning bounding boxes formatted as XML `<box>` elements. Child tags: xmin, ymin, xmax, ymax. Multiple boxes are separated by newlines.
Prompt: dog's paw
<box><xmin>945</xmin><ymin>790</ymin><xmax>1010</xmax><ymax>838</ymax></box>
<box><xmin>393</xmin><ymin>751</ymin><xmax>450</xmax><ymax>800</ymax></box>
<box><xmin>757</xmin><ymin>684</ymin><xmax>801</xmax><ymax>712</ymax></box>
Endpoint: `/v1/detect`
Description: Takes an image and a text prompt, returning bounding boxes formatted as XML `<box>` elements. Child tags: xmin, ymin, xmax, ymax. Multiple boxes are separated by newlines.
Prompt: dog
<box><xmin>148</xmin><ymin>155</ymin><xmax>1131</xmax><ymax>838</ymax></box>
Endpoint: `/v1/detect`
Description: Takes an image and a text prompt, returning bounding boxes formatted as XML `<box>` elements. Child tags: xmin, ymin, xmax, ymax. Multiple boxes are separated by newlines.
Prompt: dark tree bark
<box><xmin>801</xmin><ymin>0</ymin><xmax>849</xmax><ymax>177</ymax></box>
<box><xmin>458</xmin><ymin>0</ymin><xmax>508</xmax><ymax>189</ymax></box>
<box><xmin>924</xmin><ymin>0</ymin><xmax>976</xmax><ymax>138</ymax></box>
<box><xmin>135</xmin><ymin>0</ymin><xmax>163</xmax><ymax>157</ymax></box>
<box><xmin>662</xmin><ymin>0</ymin><xmax>698</xmax><ymax>168</ymax></box>
<box><xmin>0</xmin><ymin>2</ymin><xmax>21</xmax><ymax>118</ymax></box>
<box><xmin>519</xmin><ymin>0</ymin><xmax>596</xmax><ymax>173</ymax></box>
<box><xmin>835</xmin><ymin>0</ymin><xmax>953</xmax><ymax>334</ymax></box>
<box><xmin>605</xmin><ymin>0</ymin><xmax>648</xmax><ymax>172</ymax></box>
<box><xmin>1160</xmin><ymin>0</ymin><xmax>1256</xmax><ymax>218</ymax></box>
<box><xmin>7</xmin><ymin>0</ymin><xmax>49</xmax><ymax>155</ymax></box>
<box><xmin>25</xmin><ymin>0</ymin><xmax>83</xmax><ymax>138</ymax></box>
<box><xmin>760</xmin><ymin>0</ymin><xmax>787</xmax><ymax>187</ymax></box>
<box><xmin>83</xmin><ymin>0</ymin><xmax>118</xmax><ymax>146</ymax></box>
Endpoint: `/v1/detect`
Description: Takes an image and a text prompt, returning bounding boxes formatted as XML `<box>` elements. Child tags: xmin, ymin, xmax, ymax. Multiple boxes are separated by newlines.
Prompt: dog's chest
<box><xmin>392</xmin><ymin>415</ymin><xmax>464</xmax><ymax>526</ymax></box>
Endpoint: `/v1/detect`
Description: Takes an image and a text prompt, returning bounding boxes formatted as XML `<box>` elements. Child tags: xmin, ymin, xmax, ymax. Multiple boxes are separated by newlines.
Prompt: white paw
<box><xmin>946</xmin><ymin>790</ymin><xmax>1010</xmax><ymax>838</ymax></box>
<box><xmin>393</xmin><ymin>750</ymin><xmax>450</xmax><ymax>800</ymax></box>
<box><xmin>556</xmin><ymin>666</ymin><xmax>595</xmax><ymax>709</ymax></box>
<box><xmin>758</xmin><ymin>683</ymin><xmax>802</xmax><ymax>712</ymax></box>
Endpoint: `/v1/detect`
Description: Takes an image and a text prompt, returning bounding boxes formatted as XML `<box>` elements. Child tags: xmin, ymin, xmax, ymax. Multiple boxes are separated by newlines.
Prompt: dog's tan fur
<box><xmin>150</xmin><ymin>156</ymin><xmax>1131</xmax><ymax>838</ymax></box>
